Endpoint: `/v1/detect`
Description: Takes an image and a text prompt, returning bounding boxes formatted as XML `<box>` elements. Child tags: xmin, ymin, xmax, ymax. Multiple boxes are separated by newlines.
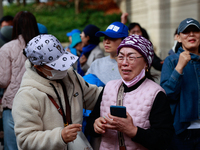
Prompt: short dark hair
<box><xmin>12</xmin><ymin>11</ymin><xmax>39</xmax><ymax>45</ymax></box>
<box><xmin>120</xmin><ymin>36</ymin><xmax>127</xmax><ymax>40</ymax></box>
<box><xmin>174</xmin><ymin>28</ymin><xmax>178</xmax><ymax>36</ymax></box>
<box><xmin>0</xmin><ymin>15</ymin><xmax>13</xmax><ymax>25</ymax></box>
<box><xmin>87</xmin><ymin>35</ymin><xmax>100</xmax><ymax>45</ymax></box>
<box><xmin>128</xmin><ymin>22</ymin><xmax>142</xmax><ymax>31</ymax></box>
<box><xmin>83</xmin><ymin>24</ymin><xmax>100</xmax><ymax>45</ymax></box>
<box><xmin>141</xmin><ymin>28</ymin><xmax>150</xmax><ymax>40</ymax></box>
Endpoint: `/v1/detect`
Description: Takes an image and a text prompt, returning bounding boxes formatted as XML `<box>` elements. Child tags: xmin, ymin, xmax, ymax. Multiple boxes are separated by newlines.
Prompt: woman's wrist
<box><xmin>127</xmin><ymin>126</ymin><xmax>138</xmax><ymax>138</ymax></box>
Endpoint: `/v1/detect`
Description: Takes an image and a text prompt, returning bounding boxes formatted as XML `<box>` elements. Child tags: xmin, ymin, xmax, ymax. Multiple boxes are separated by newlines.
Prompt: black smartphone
<box><xmin>110</xmin><ymin>105</ymin><xmax>127</xmax><ymax>118</ymax></box>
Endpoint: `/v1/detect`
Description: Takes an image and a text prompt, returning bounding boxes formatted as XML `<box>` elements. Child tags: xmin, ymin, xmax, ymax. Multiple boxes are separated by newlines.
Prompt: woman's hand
<box><xmin>121</xmin><ymin>12</ymin><xmax>128</xmax><ymax>24</ymax></box>
<box><xmin>66</xmin><ymin>47</ymin><xmax>71</xmax><ymax>52</ymax></box>
<box><xmin>104</xmin><ymin>112</ymin><xmax>138</xmax><ymax>138</ymax></box>
<box><xmin>79</xmin><ymin>55</ymin><xmax>87</xmax><ymax>66</ymax></box>
<box><xmin>61</xmin><ymin>124</ymin><xmax>82</xmax><ymax>143</ymax></box>
<box><xmin>175</xmin><ymin>51</ymin><xmax>191</xmax><ymax>74</ymax></box>
<box><xmin>94</xmin><ymin>117</ymin><xmax>107</xmax><ymax>134</ymax></box>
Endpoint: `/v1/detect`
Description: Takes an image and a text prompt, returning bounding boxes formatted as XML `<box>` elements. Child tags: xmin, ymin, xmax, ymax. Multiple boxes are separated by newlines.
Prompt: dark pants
<box><xmin>167</xmin><ymin>129</ymin><xmax>200</xmax><ymax>150</ymax></box>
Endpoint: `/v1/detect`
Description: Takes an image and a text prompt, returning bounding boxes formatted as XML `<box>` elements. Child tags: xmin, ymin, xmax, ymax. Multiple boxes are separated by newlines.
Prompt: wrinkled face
<box><xmin>178</xmin><ymin>25</ymin><xmax>200</xmax><ymax>53</ymax></box>
<box><xmin>129</xmin><ymin>25</ymin><xmax>142</xmax><ymax>36</ymax></box>
<box><xmin>117</xmin><ymin>47</ymin><xmax>147</xmax><ymax>82</ymax></box>
<box><xmin>80</xmin><ymin>32</ymin><xmax>89</xmax><ymax>47</ymax></box>
<box><xmin>103</xmin><ymin>36</ymin><xmax>122</xmax><ymax>56</ymax></box>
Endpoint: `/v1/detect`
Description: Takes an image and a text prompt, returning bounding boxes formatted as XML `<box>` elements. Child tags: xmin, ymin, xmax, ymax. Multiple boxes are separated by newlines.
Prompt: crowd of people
<box><xmin>0</xmin><ymin>10</ymin><xmax>200</xmax><ymax>150</ymax></box>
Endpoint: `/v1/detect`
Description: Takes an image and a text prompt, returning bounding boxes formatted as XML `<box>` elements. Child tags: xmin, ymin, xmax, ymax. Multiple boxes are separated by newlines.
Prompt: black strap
<box><xmin>58</xmin><ymin>80</ymin><xmax>72</xmax><ymax>125</ymax></box>
<box><xmin>48</xmin><ymin>71</ymin><xmax>86</xmax><ymax>127</ymax></box>
<box><xmin>49</xmin><ymin>83</ymin><xmax>67</xmax><ymax>126</ymax></box>
<box><xmin>48</xmin><ymin>95</ymin><xmax>64</xmax><ymax>116</ymax></box>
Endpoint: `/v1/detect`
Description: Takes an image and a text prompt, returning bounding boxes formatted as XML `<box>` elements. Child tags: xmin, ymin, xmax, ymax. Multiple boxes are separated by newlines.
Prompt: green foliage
<box><xmin>3</xmin><ymin>2</ymin><xmax>122</xmax><ymax>42</ymax></box>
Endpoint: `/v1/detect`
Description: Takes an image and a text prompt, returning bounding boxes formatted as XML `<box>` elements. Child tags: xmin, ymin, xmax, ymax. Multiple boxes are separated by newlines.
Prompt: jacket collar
<box><xmin>178</xmin><ymin>47</ymin><xmax>200</xmax><ymax>61</ymax></box>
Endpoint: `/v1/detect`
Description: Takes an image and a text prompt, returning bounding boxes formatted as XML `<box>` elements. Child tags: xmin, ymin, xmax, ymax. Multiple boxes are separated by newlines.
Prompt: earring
<box><xmin>146</xmin><ymin>68</ymin><xmax>149</xmax><ymax>72</ymax></box>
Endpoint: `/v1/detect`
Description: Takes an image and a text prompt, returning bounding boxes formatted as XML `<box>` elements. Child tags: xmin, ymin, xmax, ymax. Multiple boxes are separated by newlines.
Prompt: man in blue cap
<box><xmin>83</xmin><ymin>21</ymin><xmax>129</xmax><ymax>86</ymax></box>
<box><xmin>65</xmin><ymin>29</ymin><xmax>81</xmax><ymax>56</ymax></box>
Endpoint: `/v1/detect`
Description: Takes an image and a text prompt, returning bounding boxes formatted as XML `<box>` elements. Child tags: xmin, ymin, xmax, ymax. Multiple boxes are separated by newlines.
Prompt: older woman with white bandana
<box><xmin>86</xmin><ymin>34</ymin><xmax>174</xmax><ymax>150</ymax></box>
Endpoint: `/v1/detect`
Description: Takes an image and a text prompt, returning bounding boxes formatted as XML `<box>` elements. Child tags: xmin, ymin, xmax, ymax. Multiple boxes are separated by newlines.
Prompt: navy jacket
<box><xmin>160</xmin><ymin>47</ymin><xmax>200</xmax><ymax>134</ymax></box>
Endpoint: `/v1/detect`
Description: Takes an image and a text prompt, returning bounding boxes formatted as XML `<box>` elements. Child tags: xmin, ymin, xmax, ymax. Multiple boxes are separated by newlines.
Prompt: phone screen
<box><xmin>110</xmin><ymin>105</ymin><xmax>127</xmax><ymax>118</ymax></box>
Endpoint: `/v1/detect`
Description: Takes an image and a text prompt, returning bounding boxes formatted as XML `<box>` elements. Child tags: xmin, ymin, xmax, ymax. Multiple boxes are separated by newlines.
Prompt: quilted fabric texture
<box><xmin>100</xmin><ymin>79</ymin><xmax>165</xmax><ymax>150</ymax></box>
<box><xmin>0</xmin><ymin>35</ymin><xmax>26</xmax><ymax>109</ymax></box>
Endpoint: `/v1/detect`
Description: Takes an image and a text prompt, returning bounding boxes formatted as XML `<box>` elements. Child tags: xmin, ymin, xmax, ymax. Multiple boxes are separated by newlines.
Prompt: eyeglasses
<box><xmin>117</xmin><ymin>55</ymin><xmax>143</xmax><ymax>63</ymax></box>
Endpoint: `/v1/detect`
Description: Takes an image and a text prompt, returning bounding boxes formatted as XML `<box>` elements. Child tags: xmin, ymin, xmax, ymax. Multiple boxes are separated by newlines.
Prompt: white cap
<box><xmin>24</xmin><ymin>34</ymin><xmax>78</xmax><ymax>71</ymax></box>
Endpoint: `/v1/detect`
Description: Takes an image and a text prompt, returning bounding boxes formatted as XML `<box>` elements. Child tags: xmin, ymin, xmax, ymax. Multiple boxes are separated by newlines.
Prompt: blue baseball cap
<box><xmin>66</xmin><ymin>29</ymin><xmax>81</xmax><ymax>37</ymax></box>
<box><xmin>95</xmin><ymin>22</ymin><xmax>128</xmax><ymax>38</ymax></box>
<box><xmin>71</xmin><ymin>33</ymin><xmax>82</xmax><ymax>48</ymax></box>
<box><xmin>178</xmin><ymin>18</ymin><xmax>200</xmax><ymax>34</ymax></box>
<box><xmin>37</xmin><ymin>23</ymin><xmax>48</xmax><ymax>34</ymax></box>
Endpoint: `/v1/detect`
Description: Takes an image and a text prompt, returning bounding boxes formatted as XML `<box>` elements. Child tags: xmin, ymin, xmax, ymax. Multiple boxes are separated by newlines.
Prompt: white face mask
<box><xmin>43</xmin><ymin>67</ymin><xmax>68</xmax><ymax>80</ymax></box>
<box><xmin>122</xmin><ymin>68</ymin><xmax>145</xmax><ymax>87</ymax></box>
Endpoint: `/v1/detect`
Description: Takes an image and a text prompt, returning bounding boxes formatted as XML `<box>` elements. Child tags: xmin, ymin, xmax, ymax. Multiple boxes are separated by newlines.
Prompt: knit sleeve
<box><xmin>132</xmin><ymin>91</ymin><xmax>174</xmax><ymax>150</ymax></box>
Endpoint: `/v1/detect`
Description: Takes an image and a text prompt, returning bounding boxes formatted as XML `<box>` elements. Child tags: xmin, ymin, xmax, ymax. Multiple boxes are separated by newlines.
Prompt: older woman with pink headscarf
<box><xmin>85</xmin><ymin>34</ymin><xmax>174</xmax><ymax>150</ymax></box>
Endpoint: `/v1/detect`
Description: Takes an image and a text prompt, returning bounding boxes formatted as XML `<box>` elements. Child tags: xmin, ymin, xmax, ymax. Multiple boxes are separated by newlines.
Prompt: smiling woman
<box><xmin>177</xmin><ymin>25</ymin><xmax>200</xmax><ymax>55</ymax></box>
<box><xmin>160</xmin><ymin>18</ymin><xmax>200</xmax><ymax>150</ymax></box>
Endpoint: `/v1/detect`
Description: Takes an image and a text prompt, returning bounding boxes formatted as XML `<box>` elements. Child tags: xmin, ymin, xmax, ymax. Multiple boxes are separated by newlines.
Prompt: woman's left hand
<box><xmin>79</xmin><ymin>55</ymin><xmax>87</xmax><ymax>66</ymax></box>
<box><xmin>104</xmin><ymin>112</ymin><xmax>138</xmax><ymax>138</ymax></box>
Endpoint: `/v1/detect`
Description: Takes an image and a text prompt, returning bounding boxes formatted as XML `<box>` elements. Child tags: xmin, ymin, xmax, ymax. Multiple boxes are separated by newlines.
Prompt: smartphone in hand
<box><xmin>110</xmin><ymin>105</ymin><xmax>127</xmax><ymax>118</ymax></box>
